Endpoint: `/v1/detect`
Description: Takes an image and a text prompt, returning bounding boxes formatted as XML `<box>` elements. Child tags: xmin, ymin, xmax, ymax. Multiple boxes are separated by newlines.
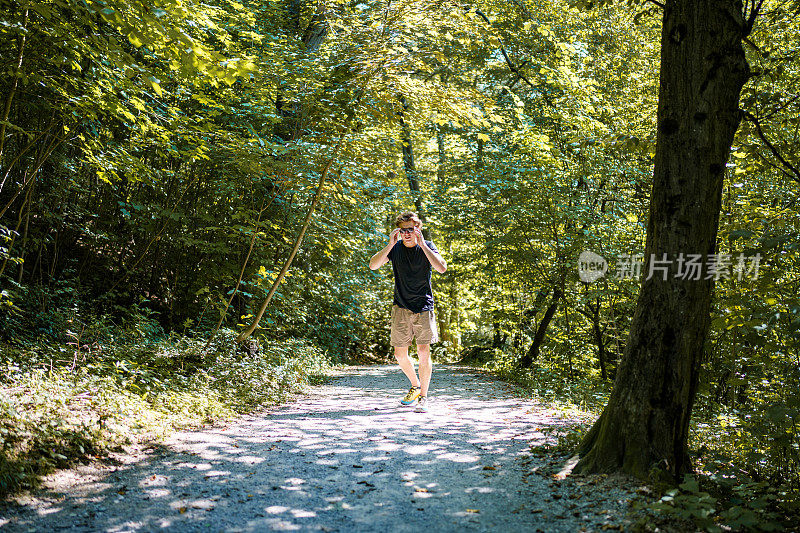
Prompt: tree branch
<box><xmin>743</xmin><ymin>110</ymin><xmax>800</xmax><ymax>185</ymax></box>
<box><xmin>0</xmin><ymin>121</ymin><xmax>57</xmax><ymax>195</ymax></box>
<box><xmin>761</xmin><ymin>94</ymin><xmax>800</xmax><ymax>121</ymax></box>
<box><xmin>744</xmin><ymin>0</ymin><xmax>765</xmax><ymax>37</ymax></box>
<box><xmin>106</xmin><ymin>173</ymin><xmax>201</xmax><ymax>294</ymax></box>
<box><xmin>0</xmin><ymin>131</ymin><xmax>65</xmax><ymax>220</ymax></box>
<box><xmin>0</xmin><ymin>8</ymin><xmax>28</xmax><ymax>166</ymax></box>
<box><xmin>203</xmin><ymin>185</ymin><xmax>284</xmax><ymax>351</ymax></box>
<box><xmin>473</xmin><ymin>9</ymin><xmax>537</xmax><ymax>90</ymax></box>
<box><xmin>236</xmin><ymin>136</ymin><xmax>344</xmax><ymax>342</ymax></box>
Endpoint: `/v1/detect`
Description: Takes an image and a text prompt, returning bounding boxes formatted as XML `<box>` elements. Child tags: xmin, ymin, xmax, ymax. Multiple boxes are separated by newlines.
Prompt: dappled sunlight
<box><xmin>2</xmin><ymin>365</ymin><xmax>592</xmax><ymax>532</ymax></box>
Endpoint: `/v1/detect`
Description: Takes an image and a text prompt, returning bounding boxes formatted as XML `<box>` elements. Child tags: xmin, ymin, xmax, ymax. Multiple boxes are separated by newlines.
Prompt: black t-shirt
<box><xmin>388</xmin><ymin>240</ymin><xmax>438</xmax><ymax>313</ymax></box>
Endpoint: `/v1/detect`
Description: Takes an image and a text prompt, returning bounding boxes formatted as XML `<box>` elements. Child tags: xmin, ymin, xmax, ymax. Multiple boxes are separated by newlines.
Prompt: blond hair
<box><xmin>394</xmin><ymin>211</ymin><xmax>422</xmax><ymax>228</ymax></box>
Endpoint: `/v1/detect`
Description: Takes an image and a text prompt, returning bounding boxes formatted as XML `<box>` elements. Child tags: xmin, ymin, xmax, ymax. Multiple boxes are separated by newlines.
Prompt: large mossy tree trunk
<box><xmin>574</xmin><ymin>0</ymin><xmax>751</xmax><ymax>479</ymax></box>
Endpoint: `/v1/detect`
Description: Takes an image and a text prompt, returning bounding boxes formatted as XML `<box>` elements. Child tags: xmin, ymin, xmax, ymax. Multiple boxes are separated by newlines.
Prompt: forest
<box><xmin>1</xmin><ymin>0</ymin><xmax>799</xmax><ymax>530</ymax></box>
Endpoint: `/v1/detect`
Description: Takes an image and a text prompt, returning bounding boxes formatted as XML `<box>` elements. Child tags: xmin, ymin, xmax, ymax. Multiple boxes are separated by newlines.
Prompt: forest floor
<box><xmin>0</xmin><ymin>365</ymin><xmax>642</xmax><ymax>532</ymax></box>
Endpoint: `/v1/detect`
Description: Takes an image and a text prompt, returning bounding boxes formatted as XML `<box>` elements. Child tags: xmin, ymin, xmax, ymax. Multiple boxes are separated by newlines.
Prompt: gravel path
<box><xmin>0</xmin><ymin>365</ymin><xmax>639</xmax><ymax>532</ymax></box>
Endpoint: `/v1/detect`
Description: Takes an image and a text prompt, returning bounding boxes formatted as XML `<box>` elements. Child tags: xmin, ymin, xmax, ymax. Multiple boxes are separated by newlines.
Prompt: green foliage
<box><xmin>0</xmin><ymin>326</ymin><xmax>330</xmax><ymax>498</ymax></box>
<box><xmin>633</xmin><ymin>474</ymin><xmax>788</xmax><ymax>532</ymax></box>
<box><xmin>478</xmin><ymin>349</ymin><xmax>611</xmax><ymax>417</ymax></box>
<box><xmin>0</xmin><ymin>0</ymin><xmax>799</xmax><ymax>520</ymax></box>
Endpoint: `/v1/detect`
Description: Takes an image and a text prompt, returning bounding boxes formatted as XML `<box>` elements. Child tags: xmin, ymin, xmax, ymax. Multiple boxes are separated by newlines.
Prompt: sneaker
<box><xmin>414</xmin><ymin>396</ymin><xmax>429</xmax><ymax>413</ymax></box>
<box><xmin>401</xmin><ymin>386</ymin><xmax>421</xmax><ymax>405</ymax></box>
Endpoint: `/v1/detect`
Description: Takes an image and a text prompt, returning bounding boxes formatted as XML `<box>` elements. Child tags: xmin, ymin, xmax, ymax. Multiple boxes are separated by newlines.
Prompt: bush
<box><xmin>0</xmin><ymin>328</ymin><xmax>331</xmax><ymax>498</ymax></box>
<box><xmin>633</xmin><ymin>474</ymin><xmax>788</xmax><ymax>532</ymax></box>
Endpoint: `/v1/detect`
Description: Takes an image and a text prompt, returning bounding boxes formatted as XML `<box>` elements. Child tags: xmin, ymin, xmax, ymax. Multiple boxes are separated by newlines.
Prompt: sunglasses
<box><xmin>399</xmin><ymin>227</ymin><xmax>416</xmax><ymax>234</ymax></box>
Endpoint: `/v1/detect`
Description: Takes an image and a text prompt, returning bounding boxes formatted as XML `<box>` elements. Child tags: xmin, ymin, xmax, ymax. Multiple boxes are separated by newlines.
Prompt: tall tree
<box><xmin>574</xmin><ymin>0</ymin><xmax>754</xmax><ymax>479</ymax></box>
<box><xmin>397</xmin><ymin>95</ymin><xmax>430</xmax><ymax>240</ymax></box>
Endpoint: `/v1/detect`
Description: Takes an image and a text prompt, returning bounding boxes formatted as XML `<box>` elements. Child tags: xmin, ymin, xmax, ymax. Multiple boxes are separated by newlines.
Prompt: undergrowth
<box><xmin>0</xmin><ymin>328</ymin><xmax>331</xmax><ymax>499</ymax></box>
<box><xmin>480</xmin><ymin>348</ymin><xmax>611</xmax><ymax>417</ymax></box>
<box><xmin>467</xmin><ymin>347</ymin><xmax>799</xmax><ymax>532</ymax></box>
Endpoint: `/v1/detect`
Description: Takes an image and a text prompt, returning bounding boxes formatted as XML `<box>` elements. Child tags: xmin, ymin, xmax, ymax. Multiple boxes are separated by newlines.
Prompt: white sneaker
<box><xmin>415</xmin><ymin>396</ymin><xmax>429</xmax><ymax>412</ymax></box>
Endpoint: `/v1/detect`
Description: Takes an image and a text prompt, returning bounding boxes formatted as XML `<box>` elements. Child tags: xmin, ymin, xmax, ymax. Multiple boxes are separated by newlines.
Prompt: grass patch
<box><xmin>475</xmin><ymin>349</ymin><xmax>610</xmax><ymax>419</ymax></box>
<box><xmin>0</xmin><ymin>329</ymin><xmax>331</xmax><ymax>498</ymax></box>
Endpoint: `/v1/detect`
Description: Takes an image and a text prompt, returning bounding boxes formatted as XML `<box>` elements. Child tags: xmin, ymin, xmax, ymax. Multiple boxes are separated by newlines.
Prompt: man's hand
<box><xmin>413</xmin><ymin>227</ymin><xmax>424</xmax><ymax>247</ymax></box>
<box><xmin>415</xmin><ymin>230</ymin><xmax>447</xmax><ymax>273</ymax></box>
<box><xmin>370</xmin><ymin>229</ymin><xmax>400</xmax><ymax>270</ymax></box>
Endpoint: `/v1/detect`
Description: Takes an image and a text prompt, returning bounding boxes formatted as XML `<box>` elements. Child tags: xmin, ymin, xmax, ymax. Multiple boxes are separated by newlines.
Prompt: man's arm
<box><xmin>369</xmin><ymin>229</ymin><xmax>400</xmax><ymax>270</ymax></box>
<box><xmin>415</xmin><ymin>228</ymin><xmax>447</xmax><ymax>273</ymax></box>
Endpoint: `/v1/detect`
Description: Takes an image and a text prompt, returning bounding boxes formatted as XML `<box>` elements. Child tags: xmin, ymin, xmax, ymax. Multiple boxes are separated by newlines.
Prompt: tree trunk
<box><xmin>592</xmin><ymin>313</ymin><xmax>607</xmax><ymax>381</ymax></box>
<box><xmin>518</xmin><ymin>286</ymin><xmax>563</xmax><ymax>368</ymax></box>
<box><xmin>579</xmin><ymin>299</ymin><xmax>608</xmax><ymax>380</ymax></box>
<box><xmin>574</xmin><ymin>0</ymin><xmax>750</xmax><ymax>480</ymax></box>
<box><xmin>204</xmin><ymin>193</ymin><xmax>274</xmax><ymax>351</ymax></box>
<box><xmin>107</xmin><ymin>175</ymin><xmax>198</xmax><ymax>294</ymax></box>
<box><xmin>17</xmin><ymin>191</ymin><xmax>31</xmax><ymax>283</ymax></box>
<box><xmin>0</xmin><ymin>181</ymin><xmax>33</xmax><ymax>278</ymax></box>
<box><xmin>397</xmin><ymin>95</ymin><xmax>430</xmax><ymax>240</ymax></box>
<box><xmin>436</xmin><ymin>126</ymin><xmax>446</xmax><ymax>185</ymax></box>
<box><xmin>0</xmin><ymin>132</ymin><xmax>63</xmax><ymax>220</ymax></box>
<box><xmin>492</xmin><ymin>321</ymin><xmax>503</xmax><ymax>349</ymax></box>
<box><xmin>0</xmin><ymin>8</ymin><xmax>28</xmax><ymax>173</ymax></box>
<box><xmin>275</xmin><ymin>0</ymin><xmax>329</xmax><ymax>142</ymax></box>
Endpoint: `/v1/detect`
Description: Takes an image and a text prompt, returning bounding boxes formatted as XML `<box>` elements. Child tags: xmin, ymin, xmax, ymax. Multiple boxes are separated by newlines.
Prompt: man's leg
<box><xmin>394</xmin><ymin>345</ymin><xmax>420</xmax><ymax>388</ymax></box>
<box><xmin>417</xmin><ymin>343</ymin><xmax>432</xmax><ymax>396</ymax></box>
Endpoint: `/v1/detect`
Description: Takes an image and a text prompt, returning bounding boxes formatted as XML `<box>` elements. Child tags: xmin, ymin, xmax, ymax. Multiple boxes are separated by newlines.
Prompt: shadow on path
<box><xmin>0</xmin><ymin>365</ymin><xmax>635</xmax><ymax>532</ymax></box>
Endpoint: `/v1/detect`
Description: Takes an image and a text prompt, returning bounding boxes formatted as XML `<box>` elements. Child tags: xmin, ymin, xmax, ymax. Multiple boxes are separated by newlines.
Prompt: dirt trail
<box><xmin>1</xmin><ymin>365</ymin><xmax>638</xmax><ymax>532</ymax></box>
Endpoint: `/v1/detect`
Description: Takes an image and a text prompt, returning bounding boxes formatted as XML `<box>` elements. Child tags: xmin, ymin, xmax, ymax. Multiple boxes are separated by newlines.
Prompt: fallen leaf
<box><xmin>178</xmin><ymin>507</ymin><xmax>187</xmax><ymax>514</ymax></box>
<box><xmin>465</xmin><ymin>509</ymin><xmax>480</xmax><ymax>513</ymax></box>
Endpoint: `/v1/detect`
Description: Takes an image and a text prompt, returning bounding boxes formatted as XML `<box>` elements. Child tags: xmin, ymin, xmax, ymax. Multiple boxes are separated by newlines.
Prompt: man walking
<box><xmin>369</xmin><ymin>212</ymin><xmax>447</xmax><ymax>412</ymax></box>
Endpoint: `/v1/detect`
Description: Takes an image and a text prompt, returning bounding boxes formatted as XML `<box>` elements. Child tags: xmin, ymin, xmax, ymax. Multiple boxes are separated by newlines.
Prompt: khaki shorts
<box><xmin>390</xmin><ymin>305</ymin><xmax>439</xmax><ymax>347</ymax></box>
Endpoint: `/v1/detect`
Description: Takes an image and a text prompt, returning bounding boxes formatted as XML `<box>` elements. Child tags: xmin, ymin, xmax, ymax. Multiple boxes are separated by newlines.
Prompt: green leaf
<box><xmin>679</xmin><ymin>477</ymin><xmax>700</xmax><ymax>493</ymax></box>
<box><xmin>146</xmin><ymin>76</ymin><xmax>163</xmax><ymax>97</ymax></box>
<box><xmin>128</xmin><ymin>31</ymin><xmax>144</xmax><ymax>48</ymax></box>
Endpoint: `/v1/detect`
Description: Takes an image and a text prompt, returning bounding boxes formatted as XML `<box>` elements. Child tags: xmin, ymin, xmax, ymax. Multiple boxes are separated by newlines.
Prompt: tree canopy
<box><xmin>1</xmin><ymin>0</ymin><xmax>799</xmax><ymax>526</ymax></box>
